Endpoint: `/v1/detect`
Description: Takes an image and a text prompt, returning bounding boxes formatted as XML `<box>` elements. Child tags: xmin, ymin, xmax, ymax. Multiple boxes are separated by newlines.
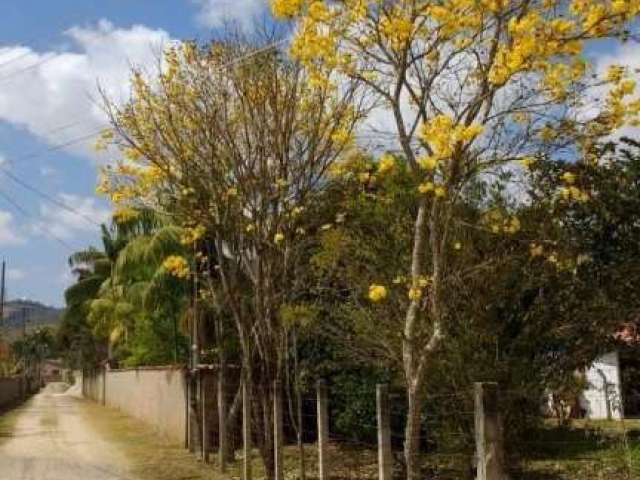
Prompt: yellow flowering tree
<box><xmin>273</xmin><ymin>0</ymin><xmax>640</xmax><ymax>475</ymax></box>
<box><xmin>99</xmin><ymin>37</ymin><xmax>366</xmax><ymax>477</ymax></box>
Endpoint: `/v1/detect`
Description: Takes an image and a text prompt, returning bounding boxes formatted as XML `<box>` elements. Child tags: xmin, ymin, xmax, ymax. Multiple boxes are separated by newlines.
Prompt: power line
<box><xmin>0</xmin><ymin>54</ymin><xmax>57</xmax><ymax>86</ymax></box>
<box><xmin>0</xmin><ymin>188</ymin><xmax>78</xmax><ymax>251</ymax></box>
<box><xmin>0</xmin><ymin>38</ymin><xmax>291</xmax><ymax>232</ymax></box>
<box><xmin>0</xmin><ymin>167</ymin><xmax>102</xmax><ymax>229</ymax></box>
<box><xmin>2</xmin><ymin>128</ymin><xmax>106</xmax><ymax>168</ymax></box>
<box><xmin>41</xmin><ymin>117</ymin><xmax>107</xmax><ymax>137</ymax></box>
<box><xmin>0</xmin><ymin>4</ymin><xmax>97</xmax><ymax>73</ymax></box>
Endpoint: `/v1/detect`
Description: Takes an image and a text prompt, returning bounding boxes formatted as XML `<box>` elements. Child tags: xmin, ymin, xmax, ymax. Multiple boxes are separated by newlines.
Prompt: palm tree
<box><xmin>94</xmin><ymin>224</ymin><xmax>189</xmax><ymax>364</ymax></box>
<box><xmin>59</xmin><ymin>219</ymin><xmax>145</xmax><ymax>367</ymax></box>
<box><xmin>58</xmin><ymin>240</ymin><xmax>113</xmax><ymax>368</ymax></box>
<box><xmin>60</xmin><ymin>210</ymin><xmax>191</xmax><ymax>367</ymax></box>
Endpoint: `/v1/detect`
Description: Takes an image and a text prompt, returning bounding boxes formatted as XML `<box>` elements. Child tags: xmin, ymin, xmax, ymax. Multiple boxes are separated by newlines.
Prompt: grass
<box><xmin>80</xmin><ymin>399</ymin><xmax>228</xmax><ymax>480</ymax></box>
<box><xmin>79</xmin><ymin>399</ymin><xmax>640</xmax><ymax>480</ymax></box>
<box><xmin>222</xmin><ymin>421</ymin><xmax>640</xmax><ymax>480</ymax></box>
<box><xmin>511</xmin><ymin>419</ymin><xmax>640</xmax><ymax>479</ymax></box>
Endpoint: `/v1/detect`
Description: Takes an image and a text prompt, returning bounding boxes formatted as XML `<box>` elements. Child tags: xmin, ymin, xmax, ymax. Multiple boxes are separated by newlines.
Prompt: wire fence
<box><xmin>190</xmin><ymin>375</ymin><xmax>640</xmax><ymax>480</ymax></box>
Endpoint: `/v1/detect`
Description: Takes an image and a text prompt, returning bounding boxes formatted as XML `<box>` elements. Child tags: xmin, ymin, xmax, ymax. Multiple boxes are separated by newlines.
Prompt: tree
<box><xmin>59</xmin><ymin>210</ymin><xmax>188</xmax><ymax>368</ymax></box>
<box><xmin>102</xmin><ymin>223</ymin><xmax>190</xmax><ymax>366</ymax></box>
<box><xmin>274</xmin><ymin>1</ymin><xmax>640</xmax><ymax>476</ymax></box>
<box><xmin>58</xmin><ymin>232</ymin><xmax>114</xmax><ymax>368</ymax></box>
<box><xmin>13</xmin><ymin>327</ymin><xmax>56</xmax><ymax>386</ymax></box>
<box><xmin>99</xmin><ymin>36</ymin><xmax>367</xmax><ymax>476</ymax></box>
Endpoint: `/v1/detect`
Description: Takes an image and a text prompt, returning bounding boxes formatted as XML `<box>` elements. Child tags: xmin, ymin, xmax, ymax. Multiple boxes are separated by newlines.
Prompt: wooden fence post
<box><xmin>201</xmin><ymin>373</ymin><xmax>208</xmax><ymax>463</ymax></box>
<box><xmin>377</xmin><ymin>384</ymin><xmax>393</xmax><ymax>480</ymax></box>
<box><xmin>218</xmin><ymin>370</ymin><xmax>227</xmax><ymax>471</ymax></box>
<box><xmin>317</xmin><ymin>379</ymin><xmax>330</xmax><ymax>480</ymax></box>
<box><xmin>184</xmin><ymin>369</ymin><xmax>190</xmax><ymax>450</ymax></box>
<box><xmin>274</xmin><ymin>380</ymin><xmax>284</xmax><ymax>480</ymax></box>
<box><xmin>474</xmin><ymin>382</ymin><xmax>508</xmax><ymax>480</ymax></box>
<box><xmin>242</xmin><ymin>379</ymin><xmax>252</xmax><ymax>480</ymax></box>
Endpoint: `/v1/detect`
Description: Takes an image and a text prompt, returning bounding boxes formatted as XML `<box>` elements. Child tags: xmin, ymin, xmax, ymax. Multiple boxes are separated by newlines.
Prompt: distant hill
<box><xmin>1</xmin><ymin>300</ymin><xmax>63</xmax><ymax>341</ymax></box>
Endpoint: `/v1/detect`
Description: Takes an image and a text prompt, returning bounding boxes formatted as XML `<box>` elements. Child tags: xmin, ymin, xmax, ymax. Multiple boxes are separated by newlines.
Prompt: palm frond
<box><xmin>68</xmin><ymin>247</ymin><xmax>106</xmax><ymax>268</ymax></box>
<box><xmin>64</xmin><ymin>275</ymin><xmax>105</xmax><ymax>307</ymax></box>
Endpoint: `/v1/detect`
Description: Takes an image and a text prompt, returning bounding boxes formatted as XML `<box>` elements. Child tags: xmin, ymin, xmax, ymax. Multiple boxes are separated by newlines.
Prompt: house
<box><xmin>40</xmin><ymin>359</ymin><xmax>65</xmax><ymax>384</ymax></box>
<box><xmin>579</xmin><ymin>323</ymin><xmax>640</xmax><ymax>419</ymax></box>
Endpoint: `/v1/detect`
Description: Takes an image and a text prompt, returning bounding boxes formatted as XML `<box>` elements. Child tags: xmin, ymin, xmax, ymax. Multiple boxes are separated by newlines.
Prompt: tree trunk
<box><xmin>294</xmin><ymin>332</ymin><xmax>306</xmax><ymax>480</ymax></box>
<box><xmin>404</xmin><ymin>380</ymin><xmax>423</xmax><ymax>480</ymax></box>
<box><xmin>255</xmin><ymin>381</ymin><xmax>276</xmax><ymax>480</ymax></box>
<box><xmin>402</xmin><ymin>197</ymin><xmax>431</xmax><ymax>480</ymax></box>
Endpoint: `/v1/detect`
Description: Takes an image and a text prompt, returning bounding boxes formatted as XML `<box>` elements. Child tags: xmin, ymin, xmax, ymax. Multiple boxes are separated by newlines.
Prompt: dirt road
<box><xmin>0</xmin><ymin>384</ymin><xmax>133</xmax><ymax>480</ymax></box>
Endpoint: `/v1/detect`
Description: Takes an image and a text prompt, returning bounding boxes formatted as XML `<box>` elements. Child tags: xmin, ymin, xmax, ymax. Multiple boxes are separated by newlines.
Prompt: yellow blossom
<box><xmin>418</xmin><ymin>182</ymin><xmax>434</xmax><ymax>194</ymax></box>
<box><xmin>417</xmin><ymin>154</ymin><xmax>438</xmax><ymax>171</ymax></box>
<box><xmin>530</xmin><ymin>243</ymin><xmax>544</xmax><ymax>257</ymax></box>
<box><xmin>270</xmin><ymin>0</ymin><xmax>303</xmax><ymax>18</ymax></box>
<box><xmin>434</xmin><ymin>186</ymin><xmax>446</xmax><ymax>198</ymax></box>
<box><xmin>163</xmin><ymin>255</ymin><xmax>190</xmax><ymax>278</ymax></box>
<box><xmin>181</xmin><ymin>225</ymin><xmax>207</xmax><ymax>245</ymax></box>
<box><xmin>368</xmin><ymin>284</ymin><xmax>388</xmax><ymax>302</ymax></box>
<box><xmin>408</xmin><ymin>286</ymin><xmax>422</xmax><ymax>301</ymax></box>
<box><xmin>605</xmin><ymin>65</ymin><xmax>625</xmax><ymax>83</ymax></box>
<box><xmin>377</xmin><ymin>153</ymin><xmax>396</xmax><ymax>174</ymax></box>
<box><xmin>274</xmin><ymin>232</ymin><xmax>285</xmax><ymax>244</ymax></box>
<box><xmin>519</xmin><ymin>156</ymin><xmax>537</xmax><ymax>169</ymax></box>
<box><xmin>112</xmin><ymin>207</ymin><xmax>140</xmax><ymax>223</ymax></box>
<box><xmin>504</xmin><ymin>216</ymin><xmax>521</xmax><ymax>234</ymax></box>
<box><xmin>561</xmin><ymin>171</ymin><xmax>576</xmax><ymax>184</ymax></box>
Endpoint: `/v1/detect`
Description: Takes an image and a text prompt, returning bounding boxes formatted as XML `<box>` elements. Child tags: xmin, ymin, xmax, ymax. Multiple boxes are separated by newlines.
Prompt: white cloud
<box><xmin>0</xmin><ymin>20</ymin><xmax>173</xmax><ymax>160</ymax></box>
<box><xmin>0</xmin><ymin>210</ymin><xmax>25</xmax><ymax>246</ymax></box>
<box><xmin>192</xmin><ymin>0</ymin><xmax>265</xmax><ymax>31</ymax></box>
<box><xmin>6</xmin><ymin>268</ymin><xmax>25</xmax><ymax>281</ymax></box>
<box><xmin>34</xmin><ymin>193</ymin><xmax>111</xmax><ymax>239</ymax></box>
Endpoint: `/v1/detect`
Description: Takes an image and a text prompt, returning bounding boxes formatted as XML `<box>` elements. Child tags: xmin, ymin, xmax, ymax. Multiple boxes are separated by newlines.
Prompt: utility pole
<box><xmin>21</xmin><ymin>306</ymin><xmax>28</xmax><ymax>397</ymax></box>
<box><xmin>0</xmin><ymin>259</ymin><xmax>5</xmax><ymax>340</ymax></box>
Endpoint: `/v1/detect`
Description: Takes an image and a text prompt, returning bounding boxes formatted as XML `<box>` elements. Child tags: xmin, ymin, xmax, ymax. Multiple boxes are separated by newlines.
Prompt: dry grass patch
<box><xmin>81</xmin><ymin>400</ymin><xmax>226</xmax><ymax>480</ymax></box>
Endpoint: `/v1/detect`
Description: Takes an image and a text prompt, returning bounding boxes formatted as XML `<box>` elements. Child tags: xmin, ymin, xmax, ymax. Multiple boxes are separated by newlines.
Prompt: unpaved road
<box><xmin>0</xmin><ymin>384</ymin><xmax>133</xmax><ymax>480</ymax></box>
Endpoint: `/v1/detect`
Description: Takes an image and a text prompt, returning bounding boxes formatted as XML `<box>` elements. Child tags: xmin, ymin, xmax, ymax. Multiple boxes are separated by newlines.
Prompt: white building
<box><xmin>579</xmin><ymin>351</ymin><xmax>624</xmax><ymax>420</ymax></box>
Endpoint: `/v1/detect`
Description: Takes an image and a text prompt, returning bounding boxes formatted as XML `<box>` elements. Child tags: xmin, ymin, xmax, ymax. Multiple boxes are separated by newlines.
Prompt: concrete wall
<box><xmin>82</xmin><ymin>368</ymin><xmax>105</xmax><ymax>404</ymax></box>
<box><xmin>580</xmin><ymin>351</ymin><xmax>623</xmax><ymax>420</ymax></box>
<box><xmin>0</xmin><ymin>377</ymin><xmax>23</xmax><ymax>409</ymax></box>
<box><xmin>84</xmin><ymin>366</ymin><xmax>186</xmax><ymax>444</ymax></box>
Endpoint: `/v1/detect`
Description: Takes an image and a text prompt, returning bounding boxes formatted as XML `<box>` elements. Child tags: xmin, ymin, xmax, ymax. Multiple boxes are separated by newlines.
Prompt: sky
<box><xmin>0</xmin><ymin>2</ymin><xmax>637</xmax><ymax>307</ymax></box>
<box><xmin>0</xmin><ymin>0</ymin><xmax>267</xmax><ymax>306</ymax></box>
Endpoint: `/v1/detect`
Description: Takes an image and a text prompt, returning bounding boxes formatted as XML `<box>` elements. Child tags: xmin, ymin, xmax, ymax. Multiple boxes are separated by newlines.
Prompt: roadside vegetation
<box><xmin>52</xmin><ymin>2</ymin><xmax>640</xmax><ymax>479</ymax></box>
<box><xmin>82</xmin><ymin>399</ymin><xmax>221</xmax><ymax>480</ymax></box>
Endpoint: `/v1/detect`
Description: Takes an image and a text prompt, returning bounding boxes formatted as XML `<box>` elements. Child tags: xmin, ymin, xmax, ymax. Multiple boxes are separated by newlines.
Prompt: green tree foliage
<box><xmin>60</xmin><ymin>212</ymin><xmax>190</xmax><ymax>368</ymax></box>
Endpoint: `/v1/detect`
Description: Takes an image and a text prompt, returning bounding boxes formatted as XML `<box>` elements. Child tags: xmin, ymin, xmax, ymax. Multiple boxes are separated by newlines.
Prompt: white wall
<box><xmin>580</xmin><ymin>351</ymin><xmax>623</xmax><ymax>420</ymax></box>
<box><xmin>84</xmin><ymin>366</ymin><xmax>187</xmax><ymax>444</ymax></box>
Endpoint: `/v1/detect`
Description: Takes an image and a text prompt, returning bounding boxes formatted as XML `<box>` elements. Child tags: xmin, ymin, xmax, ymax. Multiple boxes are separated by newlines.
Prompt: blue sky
<box><xmin>0</xmin><ymin>0</ymin><xmax>267</xmax><ymax>306</ymax></box>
